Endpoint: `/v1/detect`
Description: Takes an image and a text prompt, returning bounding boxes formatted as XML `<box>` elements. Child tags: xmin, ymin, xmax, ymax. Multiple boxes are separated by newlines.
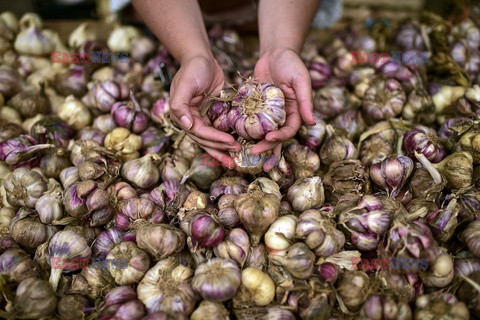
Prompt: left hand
<box><xmin>251</xmin><ymin>48</ymin><xmax>316</xmax><ymax>170</ymax></box>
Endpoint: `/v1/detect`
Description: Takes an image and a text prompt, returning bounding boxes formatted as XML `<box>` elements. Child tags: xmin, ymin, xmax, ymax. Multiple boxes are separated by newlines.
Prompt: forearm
<box><xmin>132</xmin><ymin>0</ymin><xmax>213</xmax><ymax>63</ymax></box>
<box><xmin>258</xmin><ymin>0</ymin><xmax>322</xmax><ymax>55</ymax></box>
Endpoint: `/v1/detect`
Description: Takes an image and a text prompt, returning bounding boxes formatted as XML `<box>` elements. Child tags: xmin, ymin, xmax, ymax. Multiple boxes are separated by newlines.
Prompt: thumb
<box><xmin>170</xmin><ymin>81</ymin><xmax>196</xmax><ymax>131</ymax></box>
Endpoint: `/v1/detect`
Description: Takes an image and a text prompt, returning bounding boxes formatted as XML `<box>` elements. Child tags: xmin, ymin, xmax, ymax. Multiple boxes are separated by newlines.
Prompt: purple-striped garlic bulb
<box><xmin>296</xmin><ymin>209</ymin><xmax>345</xmax><ymax>257</ymax></box>
<box><xmin>284</xmin><ymin>142</ymin><xmax>320</xmax><ymax>179</ymax></box>
<box><xmin>228</xmin><ymin>78</ymin><xmax>286</xmax><ymax>140</ymax></box>
<box><xmin>98</xmin><ymin>286</ymin><xmax>146</xmax><ymax>320</ymax></box>
<box><xmin>116</xmin><ymin>197</ymin><xmax>164</xmax><ymax>231</ymax></box>
<box><xmin>0</xmin><ymin>135</ymin><xmax>54</xmax><ymax>168</ymax></box>
<box><xmin>299</xmin><ymin>111</ymin><xmax>327</xmax><ymax>150</ymax></box>
<box><xmin>83</xmin><ymin>80</ymin><xmax>130</xmax><ymax>113</ymax></box>
<box><xmin>106</xmin><ymin>242</ymin><xmax>150</xmax><ymax>285</ymax></box>
<box><xmin>313</xmin><ymin>85</ymin><xmax>348</xmax><ymax>119</ymax></box>
<box><xmin>149</xmin><ymin>180</ymin><xmax>190</xmax><ymax>217</ymax></box>
<box><xmin>360</xmin><ymin>294</ymin><xmax>412</xmax><ymax>320</ymax></box>
<box><xmin>425</xmin><ymin>198</ymin><xmax>459</xmax><ymax>242</ymax></box>
<box><xmin>404</xmin><ymin>125</ymin><xmax>446</xmax><ymax>163</ymax></box>
<box><xmin>111</xmin><ymin>93</ymin><xmax>149</xmax><ymax>133</ymax></box>
<box><xmin>150</xmin><ymin>95</ymin><xmax>170</xmax><ymax>126</ymax></box>
<box><xmin>209</xmin><ymin>176</ymin><xmax>248</xmax><ymax>201</ymax></box>
<box><xmin>370</xmin><ymin>156</ymin><xmax>414</xmax><ymax>198</ymax></box>
<box><xmin>309</xmin><ymin>55</ymin><xmax>332</xmax><ymax>89</ymax></box>
<box><xmin>214</xmin><ymin>228</ymin><xmax>250</xmax><ymax>267</ymax></box>
<box><xmin>338</xmin><ymin>195</ymin><xmax>391</xmax><ymax>251</ymax></box>
<box><xmin>362</xmin><ymin>77</ymin><xmax>406</xmax><ymax>123</ymax></box>
<box><xmin>319</xmin><ymin>125</ymin><xmax>356</xmax><ymax>165</ymax></box>
<box><xmin>92</xmin><ymin>227</ymin><xmax>125</xmax><ymax>258</ymax></box>
<box><xmin>136</xmin><ymin>223</ymin><xmax>186</xmax><ymax>260</ymax></box>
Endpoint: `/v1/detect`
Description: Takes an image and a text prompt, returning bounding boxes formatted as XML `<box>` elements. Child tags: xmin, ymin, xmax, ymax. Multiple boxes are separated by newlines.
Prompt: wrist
<box><xmin>259</xmin><ymin>46</ymin><xmax>300</xmax><ymax>60</ymax></box>
<box><xmin>178</xmin><ymin>49</ymin><xmax>215</xmax><ymax>65</ymax></box>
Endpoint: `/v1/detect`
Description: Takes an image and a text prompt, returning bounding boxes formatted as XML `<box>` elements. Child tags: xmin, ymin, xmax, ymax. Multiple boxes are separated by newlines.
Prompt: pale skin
<box><xmin>132</xmin><ymin>0</ymin><xmax>321</xmax><ymax>170</ymax></box>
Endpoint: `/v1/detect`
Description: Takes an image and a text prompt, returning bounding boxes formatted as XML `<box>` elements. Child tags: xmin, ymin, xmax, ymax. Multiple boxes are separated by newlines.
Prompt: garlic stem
<box><xmin>414</xmin><ymin>150</ymin><xmax>442</xmax><ymax>185</ymax></box>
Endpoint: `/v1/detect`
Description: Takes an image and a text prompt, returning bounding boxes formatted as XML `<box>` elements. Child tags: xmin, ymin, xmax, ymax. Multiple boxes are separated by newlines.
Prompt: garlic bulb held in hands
<box><xmin>228</xmin><ymin>78</ymin><xmax>286</xmax><ymax>140</ymax></box>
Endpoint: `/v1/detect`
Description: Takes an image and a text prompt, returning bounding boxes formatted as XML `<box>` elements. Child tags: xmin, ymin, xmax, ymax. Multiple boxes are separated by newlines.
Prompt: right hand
<box><xmin>169</xmin><ymin>55</ymin><xmax>241</xmax><ymax>168</ymax></box>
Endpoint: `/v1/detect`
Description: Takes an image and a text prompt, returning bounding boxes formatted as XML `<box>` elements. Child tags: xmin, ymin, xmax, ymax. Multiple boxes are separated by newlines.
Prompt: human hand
<box><xmin>252</xmin><ymin>48</ymin><xmax>316</xmax><ymax>170</ymax></box>
<box><xmin>169</xmin><ymin>55</ymin><xmax>241</xmax><ymax>168</ymax></box>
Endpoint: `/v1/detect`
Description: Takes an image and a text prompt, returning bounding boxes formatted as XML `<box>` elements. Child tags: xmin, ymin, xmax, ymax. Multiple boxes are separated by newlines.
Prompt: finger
<box><xmin>187</xmin><ymin>133</ymin><xmax>241</xmax><ymax>152</ymax></box>
<box><xmin>171</xmin><ymin>113</ymin><xmax>240</xmax><ymax>147</ymax></box>
<box><xmin>169</xmin><ymin>81</ymin><xmax>196</xmax><ymax>131</ymax></box>
<box><xmin>292</xmin><ymin>71</ymin><xmax>316</xmax><ymax>126</ymax></box>
<box><xmin>263</xmin><ymin>144</ymin><xmax>282</xmax><ymax>172</ymax></box>
<box><xmin>265</xmin><ymin>104</ymin><xmax>302</xmax><ymax>142</ymax></box>
<box><xmin>251</xmin><ymin>139</ymin><xmax>280</xmax><ymax>156</ymax></box>
<box><xmin>202</xmin><ymin>146</ymin><xmax>236</xmax><ymax>169</ymax></box>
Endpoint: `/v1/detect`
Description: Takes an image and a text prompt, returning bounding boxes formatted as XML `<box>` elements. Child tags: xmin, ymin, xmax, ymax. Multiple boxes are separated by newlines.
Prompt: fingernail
<box><xmin>180</xmin><ymin>116</ymin><xmax>193</xmax><ymax>130</ymax></box>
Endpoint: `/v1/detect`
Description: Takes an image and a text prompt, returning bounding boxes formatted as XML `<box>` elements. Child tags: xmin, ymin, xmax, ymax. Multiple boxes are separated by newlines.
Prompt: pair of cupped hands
<box><xmin>169</xmin><ymin>48</ymin><xmax>316</xmax><ymax>171</ymax></box>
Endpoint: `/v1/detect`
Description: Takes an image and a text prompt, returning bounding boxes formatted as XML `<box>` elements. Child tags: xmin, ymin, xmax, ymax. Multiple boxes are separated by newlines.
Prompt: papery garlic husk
<box><xmin>9</xmin><ymin>84</ymin><xmax>50</xmax><ymax>118</ymax></box>
<box><xmin>14</xmin><ymin>24</ymin><xmax>53</xmax><ymax>55</ymax></box>
<box><xmin>181</xmin><ymin>153</ymin><xmax>223</xmax><ymax>191</ymax></box>
<box><xmin>48</xmin><ymin>229</ymin><xmax>92</xmax><ymax>291</ymax></box>
<box><xmin>296</xmin><ymin>209</ymin><xmax>345</xmax><ymax>257</ymax></box>
<box><xmin>269</xmin><ymin>243</ymin><xmax>315</xmax><ymax>279</ymax></box>
<box><xmin>264</xmin><ymin>215</ymin><xmax>297</xmax><ymax>256</ymax></box>
<box><xmin>287</xmin><ymin>176</ymin><xmax>325</xmax><ymax>212</ymax></box>
<box><xmin>183</xmin><ymin>191</ymin><xmax>208</xmax><ymax>211</ymax></box>
<box><xmin>83</xmin><ymin>80</ymin><xmax>130</xmax><ymax>113</ymax></box>
<box><xmin>409</xmin><ymin>165</ymin><xmax>446</xmax><ymax>201</ymax></box>
<box><xmin>0</xmin><ymin>134</ymin><xmax>54</xmax><ymax>168</ymax></box>
<box><xmin>150</xmin><ymin>180</ymin><xmax>190</xmax><ymax>217</ymax></box>
<box><xmin>9</xmin><ymin>209</ymin><xmax>57</xmax><ymax>250</ymax></box>
<box><xmin>233</xmin><ymin>305</ymin><xmax>296</xmax><ymax>320</ymax></box>
<box><xmin>421</xmin><ymin>251</ymin><xmax>454</xmax><ymax>288</ymax></box>
<box><xmin>136</xmin><ymin>223</ymin><xmax>186</xmax><ymax>260</ymax></box>
<box><xmin>4</xmin><ymin>167</ymin><xmax>47</xmax><ymax>207</ymax></box>
<box><xmin>323</xmin><ymin>159</ymin><xmax>369</xmax><ymax>204</ymax></box>
<box><xmin>228</xmin><ymin>78</ymin><xmax>286</xmax><ymax>140</ymax></box>
<box><xmin>14</xmin><ymin>277</ymin><xmax>57</xmax><ymax>319</ymax></box>
<box><xmin>244</xmin><ymin>244</ymin><xmax>268</xmax><ymax>271</ymax></box>
<box><xmin>192</xmin><ymin>258</ymin><xmax>241</xmax><ymax>302</ymax></box>
<box><xmin>320</xmin><ymin>125</ymin><xmax>357</xmax><ymax>165</ymax></box>
<box><xmin>233</xmin><ymin>267</ymin><xmax>275</xmax><ymax>307</ymax></box>
<box><xmin>107</xmin><ymin>25</ymin><xmax>141</xmax><ymax>52</ymax></box>
<box><xmin>359</xmin><ymin>294</ymin><xmax>412</xmax><ymax>320</ymax></box>
<box><xmin>287</xmin><ymin>277</ymin><xmax>335</xmax><ymax>320</ymax></box>
<box><xmin>106</xmin><ymin>241</ymin><xmax>150</xmax><ymax>285</ymax></box>
<box><xmin>121</xmin><ymin>153</ymin><xmax>161</xmax><ymax>189</ymax></box>
<box><xmin>283</xmin><ymin>141</ymin><xmax>320</xmax><ymax>179</ymax></box>
<box><xmin>313</xmin><ymin>85</ymin><xmax>348</xmax><ymax>119</ymax></box>
<box><xmin>214</xmin><ymin>228</ymin><xmax>250</xmax><ymax>267</ymax></box>
<box><xmin>159</xmin><ymin>154</ymin><xmax>190</xmax><ymax>183</ymax></box>
<box><xmin>377</xmin><ymin>271</ymin><xmax>423</xmax><ymax>303</ymax></box>
<box><xmin>370</xmin><ymin>156</ymin><xmax>414</xmax><ymax>198</ymax></box>
<box><xmin>137</xmin><ymin>257</ymin><xmax>199</xmax><ymax>314</ymax></box>
<box><xmin>191</xmin><ymin>301</ymin><xmax>230</xmax><ymax>320</ymax></box>
<box><xmin>0</xmin><ymin>207</ymin><xmax>15</xmax><ymax>236</ymax></box>
<box><xmin>457</xmin><ymin>270</ymin><xmax>480</xmax><ymax>317</ymax></box>
<box><xmin>173</xmin><ymin>134</ymin><xmax>203</xmax><ymax>163</ymax></box>
<box><xmin>230</xmin><ymin>138</ymin><xmax>273</xmax><ymax>174</ymax></box>
<box><xmin>67</xmin><ymin>265</ymin><xmax>116</xmax><ymax>300</ymax></box>
<box><xmin>105</xmin><ymin>128</ymin><xmax>142</xmax><ymax>162</ymax></box>
<box><xmin>35</xmin><ymin>181</ymin><xmax>63</xmax><ymax>224</ymax></box>
<box><xmin>68</xmin><ymin>22</ymin><xmax>96</xmax><ymax>48</ymax></box>
<box><xmin>359</xmin><ymin>121</ymin><xmax>397</xmax><ymax>166</ymax></box>
<box><xmin>414</xmin><ymin>292</ymin><xmax>469</xmax><ymax>320</ymax></box>
<box><xmin>210</xmin><ymin>176</ymin><xmax>248</xmax><ymax>201</ymax></box>
<box><xmin>336</xmin><ymin>270</ymin><xmax>370</xmax><ymax>312</ymax></box>
<box><xmin>235</xmin><ymin>188</ymin><xmax>279</xmax><ymax>245</ymax></box>
<box><xmin>0</xmin><ymin>248</ymin><xmax>38</xmax><ymax>283</ymax></box>
<box><xmin>58</xmin><ymin>95</ymin><xmax>92</xmax><ymax>131</ymax></box>
<box><xmin>57</xmin><ymin>294</ymin><xmax>92</xmax><ymax>320</ymax></box>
